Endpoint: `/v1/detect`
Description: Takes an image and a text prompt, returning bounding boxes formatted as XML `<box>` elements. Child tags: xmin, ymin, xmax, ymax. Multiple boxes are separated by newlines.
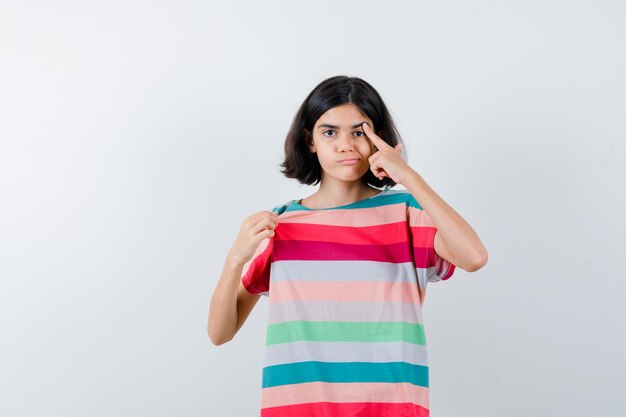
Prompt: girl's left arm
<box><xmin>363</xmin><ymin>122</ymin><xmax>488</xmax><ymax>272</ymax></box>
<box><xmin>403</xmin><ymin>169</ymin><xmax>488</xmax><ymax>272</ymax></box>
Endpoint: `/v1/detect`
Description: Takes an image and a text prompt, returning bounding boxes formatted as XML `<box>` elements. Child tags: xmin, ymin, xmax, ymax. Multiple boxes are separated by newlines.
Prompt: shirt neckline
<box><xmin>292</xmin><ymin>188</ymin><xmax>390</xmax><ymax>211</ymax></box>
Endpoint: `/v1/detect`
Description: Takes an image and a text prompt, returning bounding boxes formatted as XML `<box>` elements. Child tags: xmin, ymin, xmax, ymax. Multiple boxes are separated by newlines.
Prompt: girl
<box><xmin>208</xmin><ymin>75</ymin><xmax>488</xmax><ymax>417</ymax></box>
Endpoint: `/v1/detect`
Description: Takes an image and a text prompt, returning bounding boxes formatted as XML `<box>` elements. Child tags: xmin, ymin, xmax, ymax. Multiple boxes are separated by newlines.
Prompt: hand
<box><xmin>363</xmin><ymin>122</ymin><xmax>414</xmax><ymax>186</ymax></box>
<box><xmin>228</xmin><ymin>210</ymin><xmax>278</xmax><ymax>266</ymax></box>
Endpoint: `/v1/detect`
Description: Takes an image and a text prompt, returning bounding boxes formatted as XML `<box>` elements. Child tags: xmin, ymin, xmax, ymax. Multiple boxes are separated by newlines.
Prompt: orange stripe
<box><xmin>278</xmin><ymin>204</ymin><xmax>406</xmax><ymax>227</ymax></box>
<box><xmin>262</xmin><ymin>381</ymin><xmax>429</xmax><ymax>409</ymax></box>
<box><xmin>269</xmin><ymin>280</ymin><xmax>421</xmax><ymax>304</ymax></box>
<box><xmin>407</xmin><ymin>206</ymin><xmax>436</xmax><ymax>227</ymax></box>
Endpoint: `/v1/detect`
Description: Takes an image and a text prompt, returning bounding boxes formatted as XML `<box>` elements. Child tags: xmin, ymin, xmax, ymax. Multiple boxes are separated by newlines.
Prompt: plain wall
<box><xmin>1</xmin><ymin>1</ymin><xmax>624</xmax><ymax>416</ymax></box>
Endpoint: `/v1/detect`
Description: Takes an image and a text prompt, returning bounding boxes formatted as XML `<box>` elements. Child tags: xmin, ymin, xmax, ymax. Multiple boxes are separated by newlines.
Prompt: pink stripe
<box><xmin>262</xmin><ymin>401</ymin><xmax>429</xmax><ymax>417</ymax></box>
<box><xmin>262</xmin><ymin>381</ymin><xmax>429</xmax><ymax>409</ymax></box>
<box><xmin>274</xmin><ymin>240</ymin><xmax>411</xmax><ymax>263</ymax></box>
<box><xmin>406</xmin><ymin>205</ymin><xmax>436</xmax><ymax>227</ymax></box>
<box><xmin>408</xmin><ymin>206</ymin><xmax>456</xmax><ymax>277</ymax></box>
<box><xmin>269</xmin><ymin>280</ymin><xmax>421</xmax><ymax>304</ymax></box>
<box><xmin>279</xmin><ymin>204</ymin><xmax>406</xmax><ymax>227</ymax></box>
<box><xmin>277</xmin><ymin>221</ymin><xmax>408</xmax><ymax>245</ymax></box>
<box><xmin>241</xmin><ymin>236</ymin><xmax>271</xmax><ymax>277</ymax></box>
<box><xmin>241</xmin><ymin>237</ymin><xmax>273</xmax><ymax>294</ymax></box>
<box><xmin>411</xmin><ymin>229</ymin><xmax>435</xmax><ymax>269</ymax></box>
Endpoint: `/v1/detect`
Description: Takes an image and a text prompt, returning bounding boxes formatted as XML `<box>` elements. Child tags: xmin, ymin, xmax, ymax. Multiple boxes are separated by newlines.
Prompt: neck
<box><xmin>310</xmin><ymin>178</ymin><xmax>378</xmax><ymax>208</ymax></box>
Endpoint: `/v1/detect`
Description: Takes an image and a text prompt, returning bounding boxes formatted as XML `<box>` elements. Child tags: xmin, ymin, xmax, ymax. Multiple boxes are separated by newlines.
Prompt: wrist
<box><xmin>399</xmin><ymin>166</ymin><xmax>420</xmax><ymax>187</ymax></box>
<box><xmin>226</xmin><ymin>251</ymin><xmax>247</xmax><ymax>270</ymax></box>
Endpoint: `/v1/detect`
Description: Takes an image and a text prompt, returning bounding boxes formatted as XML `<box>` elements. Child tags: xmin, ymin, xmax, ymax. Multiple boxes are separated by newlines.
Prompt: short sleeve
<box><xmin>241</xmin><ymin>236</ymin><xmax>274</xmax><ymax>297</ymax></box>
<box><xmin>406</xmin><ymin>195</ymin><xmax>456</xmax><ymax>283</ymax></box>
<box><xmin>240</xmin><ymin>202</ymin><xmax>287</xmax><ymax>297</ymax></box>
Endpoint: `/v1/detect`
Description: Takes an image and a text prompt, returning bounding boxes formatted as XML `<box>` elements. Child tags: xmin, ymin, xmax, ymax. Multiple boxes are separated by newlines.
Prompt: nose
<box><xmin>336</xmin><ymin>131</ymin><xmax>355</xmax><ymax>151</ymax></box>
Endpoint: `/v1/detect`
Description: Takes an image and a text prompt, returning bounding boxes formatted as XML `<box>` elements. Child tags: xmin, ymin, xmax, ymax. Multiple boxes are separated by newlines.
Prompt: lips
<box><xmin>337</xmin><ymin>158</ymin><xmax>360</xmax><ymax>163</ymax></box>
<box><xmin>338</xmin><ymin>159</ymin><xmax>360</xmax><ymax>166</ymax></box>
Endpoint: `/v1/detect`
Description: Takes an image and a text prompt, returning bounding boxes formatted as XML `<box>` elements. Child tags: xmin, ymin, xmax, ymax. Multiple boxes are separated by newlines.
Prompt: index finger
<box><xmin>362</xmin><ymin>122</ymin><xmax>390</xmax><ymax>149</ymax></box>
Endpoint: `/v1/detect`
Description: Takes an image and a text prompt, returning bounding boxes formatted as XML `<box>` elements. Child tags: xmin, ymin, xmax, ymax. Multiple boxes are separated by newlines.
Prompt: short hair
<box><xmin>279</xmin><ymin>75</ymin><xmax>406</xmax><ymax>188</ymax></box>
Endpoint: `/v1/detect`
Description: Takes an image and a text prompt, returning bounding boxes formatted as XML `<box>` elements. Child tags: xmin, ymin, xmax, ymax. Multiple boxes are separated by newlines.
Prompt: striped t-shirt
<box><xmin>241</xmin><ymin>187</ymin><xmax>456</xmax><ymax>417</ymax></box>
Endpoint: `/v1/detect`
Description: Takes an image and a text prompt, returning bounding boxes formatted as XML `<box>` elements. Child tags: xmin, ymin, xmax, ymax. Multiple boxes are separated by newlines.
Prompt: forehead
<box><xmin>314</xmin><ymin>103</ymin><xmax>372</xmax><ymax>127</ymax></box>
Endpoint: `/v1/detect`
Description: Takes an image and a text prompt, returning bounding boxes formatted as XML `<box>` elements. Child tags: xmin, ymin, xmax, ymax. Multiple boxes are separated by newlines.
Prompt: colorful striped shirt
<box><xmin>241</xmin><ymin>187</ymin><xmax>456</xmax><ymax>417</ymax></box>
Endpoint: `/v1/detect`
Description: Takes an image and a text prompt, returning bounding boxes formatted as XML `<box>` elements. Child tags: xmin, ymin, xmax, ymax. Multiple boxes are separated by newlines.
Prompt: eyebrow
<box><xmin>317</xmin><ymin>122</ymin><xmax>367</xmax><ymax>129</ymax></box>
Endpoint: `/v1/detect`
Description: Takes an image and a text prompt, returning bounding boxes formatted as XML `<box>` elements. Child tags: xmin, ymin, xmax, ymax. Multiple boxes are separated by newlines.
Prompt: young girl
<box><xmin>208</xmin><ymin>75</ymin><xmax>488</xmax><ymax>417</ymax></box>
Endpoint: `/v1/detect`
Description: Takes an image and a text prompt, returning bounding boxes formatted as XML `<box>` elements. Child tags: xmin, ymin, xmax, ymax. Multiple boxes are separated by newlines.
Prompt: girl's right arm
<box><xmin>207</xmin><ymin>210</ymin><xmax>278</xmax><ymax>346</ymax></box>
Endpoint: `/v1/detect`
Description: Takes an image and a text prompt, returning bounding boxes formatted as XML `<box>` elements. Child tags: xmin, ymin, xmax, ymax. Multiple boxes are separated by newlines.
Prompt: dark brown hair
<box><xmin>279</xmin><ymin>75</ymin><xmax>406</xmax><ymax>188</ymax></box>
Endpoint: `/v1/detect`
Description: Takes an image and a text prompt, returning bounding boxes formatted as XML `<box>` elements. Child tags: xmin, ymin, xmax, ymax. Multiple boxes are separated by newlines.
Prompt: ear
<box><xmin>304</xmin><ymin>129</ymin><xmax>316</xmax><ymax>153</ymax></box>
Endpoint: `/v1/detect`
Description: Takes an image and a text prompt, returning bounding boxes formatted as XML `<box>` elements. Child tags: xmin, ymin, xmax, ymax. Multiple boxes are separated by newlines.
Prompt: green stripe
<box><xmin>266</xmin><ymin>321</ymin><xmax>426</xmax><ymax>345</ymax></box>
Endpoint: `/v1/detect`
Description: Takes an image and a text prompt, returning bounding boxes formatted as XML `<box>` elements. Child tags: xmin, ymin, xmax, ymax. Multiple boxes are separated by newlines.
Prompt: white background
<box><xmin>1</xmin><ymin>1</ymin><xmax>624</xmax><ymax>416</ymax></box>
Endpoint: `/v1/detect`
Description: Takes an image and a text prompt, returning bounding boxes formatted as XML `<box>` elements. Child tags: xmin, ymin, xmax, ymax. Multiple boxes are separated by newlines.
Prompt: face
<box><xmin>308</xmin><ymin>103</ymin><xmax>377</xmax><ymax>184</ymax></box>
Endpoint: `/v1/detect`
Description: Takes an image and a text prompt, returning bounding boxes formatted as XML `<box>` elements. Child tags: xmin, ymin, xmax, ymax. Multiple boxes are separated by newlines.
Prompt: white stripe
<box><xmin>271</xmin><ymin>260</ymin><xmax>418</xmax><ymax>283</ymax></box>
<box><xmin>263</xmin><ymin>340</ymin><xmax>429</xmax><ymax>367</ymax></box>
<box><xmin>268</xmin><ymin>300</ymin><xmax>424</xmax><ymax>324</ymax></box>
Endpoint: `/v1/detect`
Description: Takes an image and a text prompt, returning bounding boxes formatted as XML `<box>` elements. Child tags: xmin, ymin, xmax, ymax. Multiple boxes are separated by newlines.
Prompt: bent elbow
<box><xmin>208</xmin><ymin>327</ymin><xmax>233</xmax><ymax>347</ymax></box>
<box><xmin>467</xmin><ymin>249</ymin><xmax>488</xmax><ymax>272</ymax></box>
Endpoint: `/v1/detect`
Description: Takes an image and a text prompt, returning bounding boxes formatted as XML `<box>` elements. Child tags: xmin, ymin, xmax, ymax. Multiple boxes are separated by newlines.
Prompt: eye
<box><xmin>322</xmin><ymin>130</ymin><xmax>336</xmax><ymax>137</ymax></box>
<box><xmin>354</xmin><ymin>130</ymin><xmax>365</xmax><ymax>137</ymax></box>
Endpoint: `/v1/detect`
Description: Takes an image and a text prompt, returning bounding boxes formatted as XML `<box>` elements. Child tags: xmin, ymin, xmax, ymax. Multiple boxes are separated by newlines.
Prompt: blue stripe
<box><xmin>262</xmin><ymin>361</ymin><xmax>429</xmax><ymax>388</ymax></box>
<box><xmin>278</xmin><ymin>189</ymin><xmax>415</xmax><ymax>213</ymax></box>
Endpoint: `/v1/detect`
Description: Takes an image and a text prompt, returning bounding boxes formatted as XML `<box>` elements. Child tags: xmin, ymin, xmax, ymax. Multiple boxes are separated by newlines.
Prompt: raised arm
<box><xmin>363</xmin><ymin>122</ymin><xmax>488</xmax><ymax>272</ymax></box>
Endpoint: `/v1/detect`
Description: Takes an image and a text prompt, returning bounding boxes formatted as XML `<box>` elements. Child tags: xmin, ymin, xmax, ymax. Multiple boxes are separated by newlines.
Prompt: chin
<box><xmin>323</xmin><ymin>166</ymin><xmax>369</xmax><ymax>182</ymax></box>
<box><xmin>337</xmin><ymin>173</ymin><xmax>368</xmax><ymax>182</ymax></box>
